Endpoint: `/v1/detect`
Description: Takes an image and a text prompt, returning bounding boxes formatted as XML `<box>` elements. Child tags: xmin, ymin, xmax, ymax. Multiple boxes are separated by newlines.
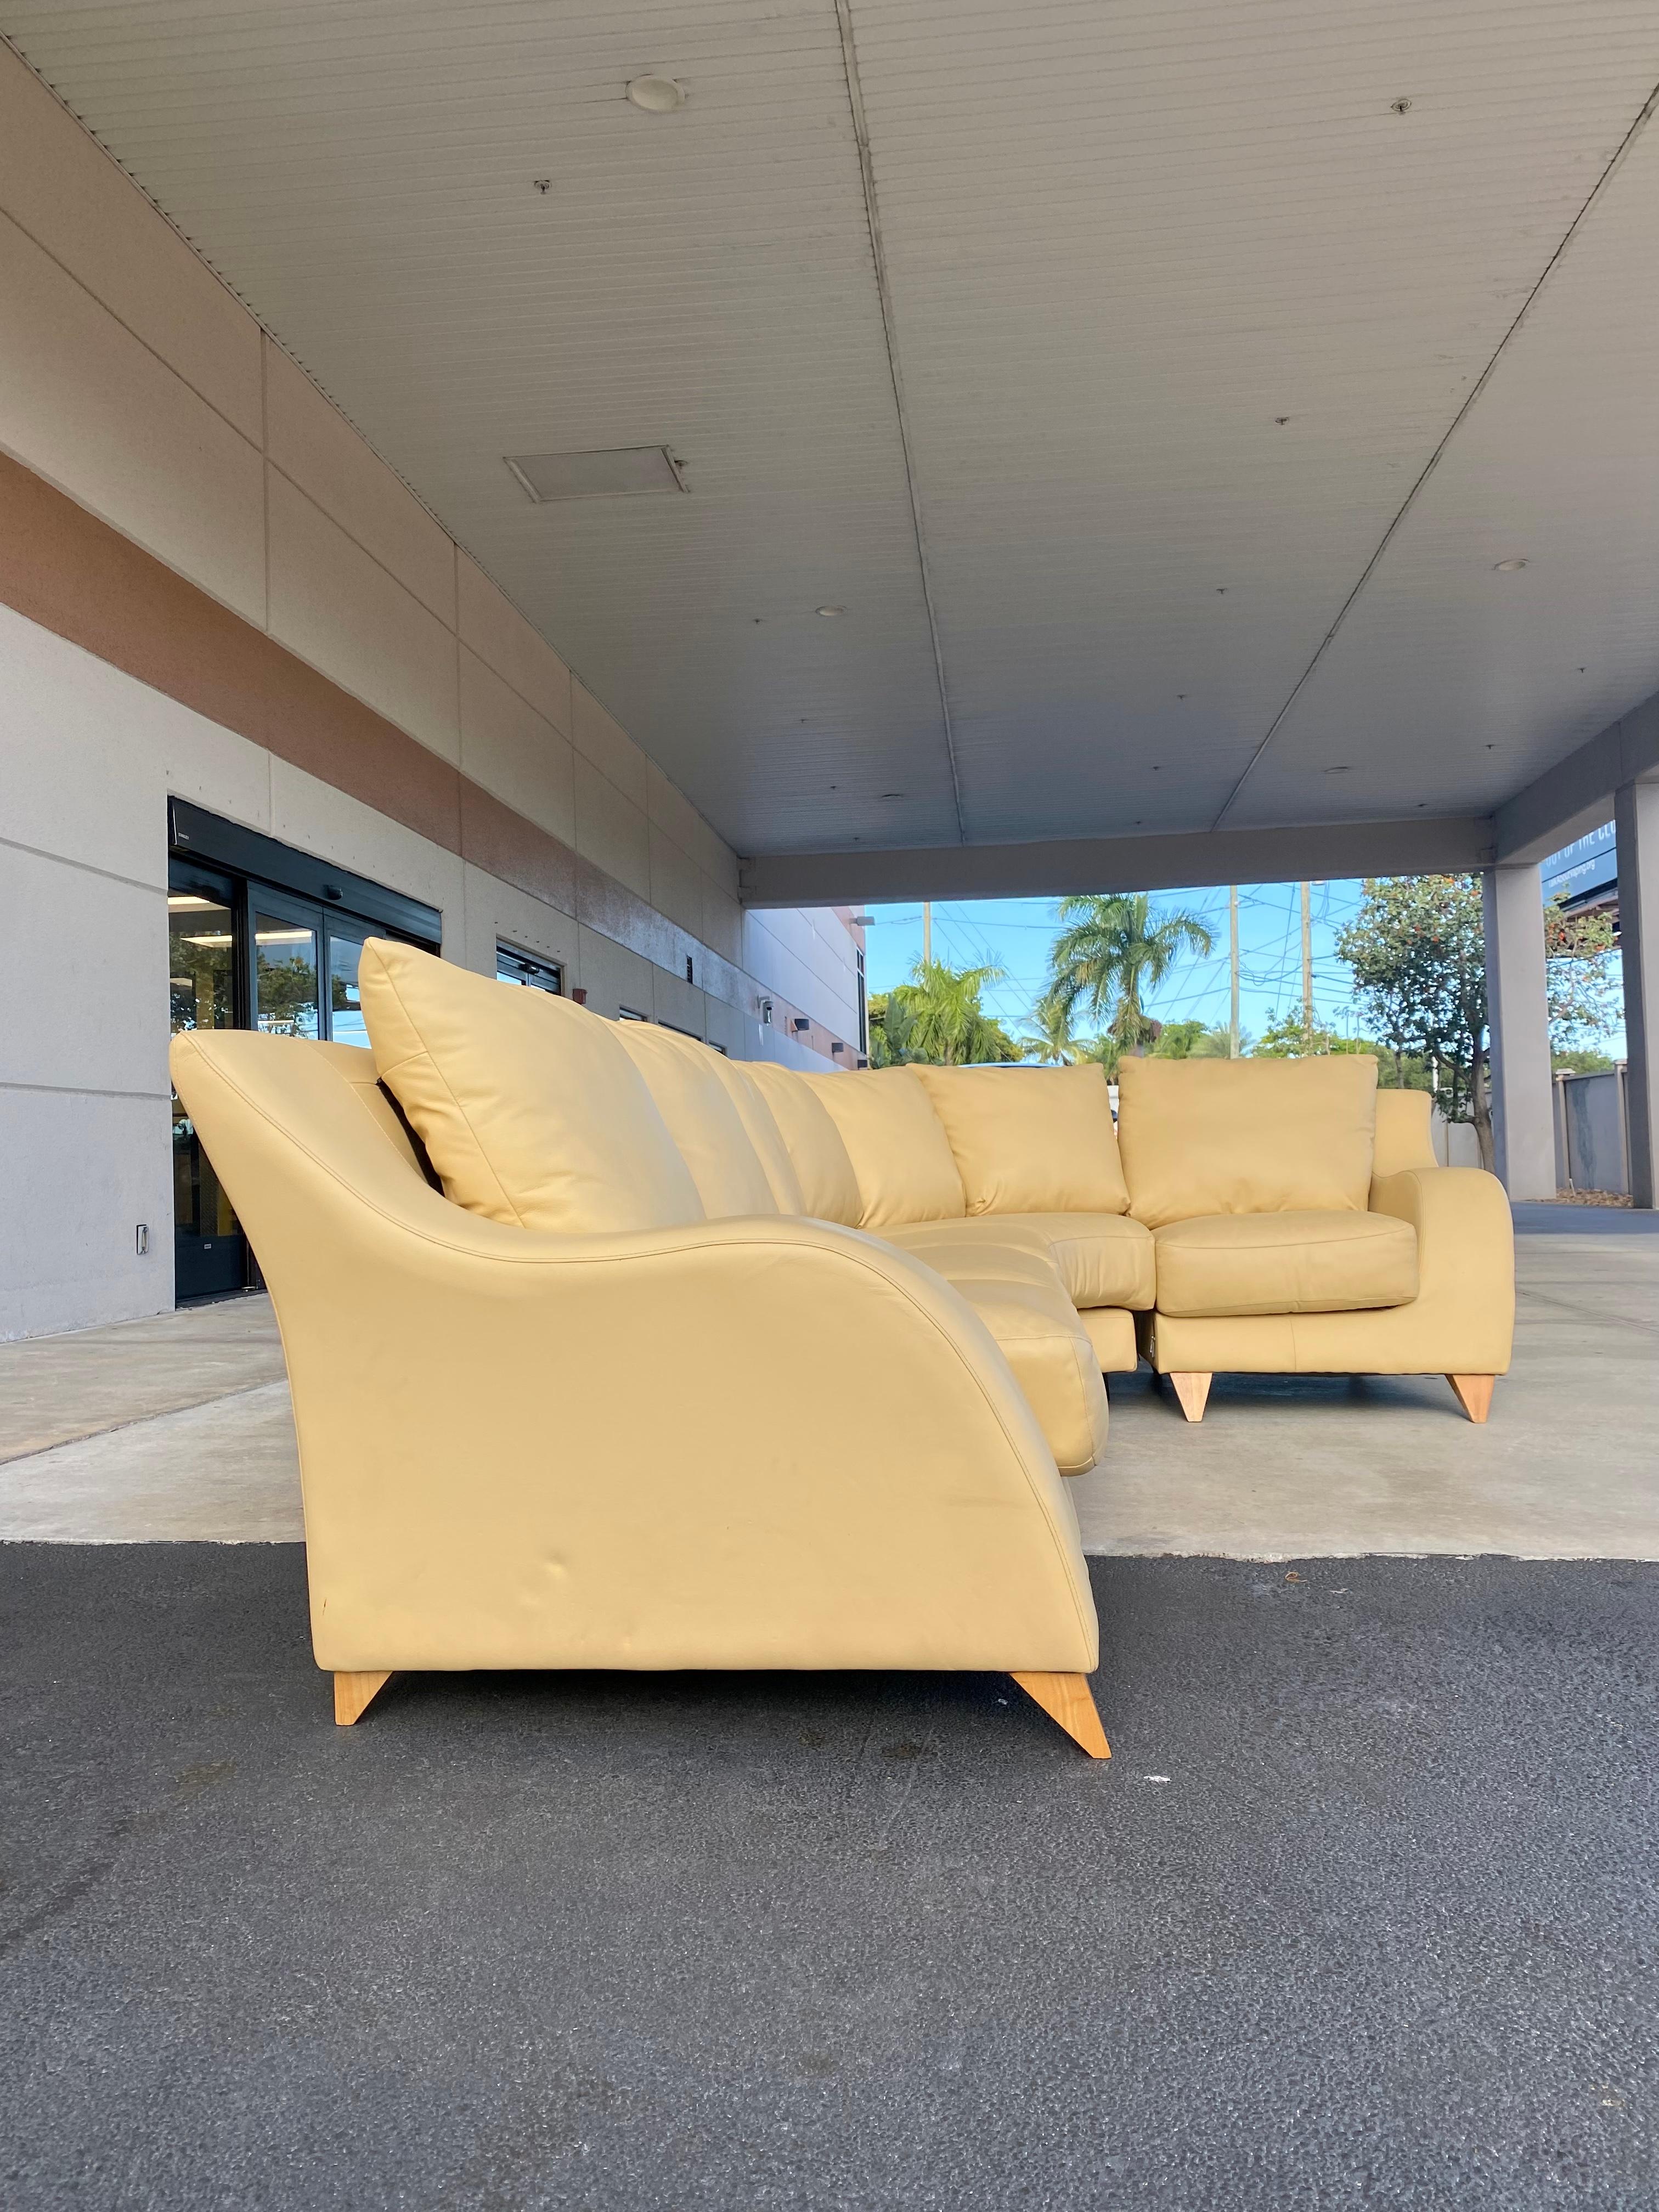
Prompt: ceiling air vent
<box><xmin>504</xmin><ymin>446</ymin><xmax>686</xmax><ymax>501</ymax></box>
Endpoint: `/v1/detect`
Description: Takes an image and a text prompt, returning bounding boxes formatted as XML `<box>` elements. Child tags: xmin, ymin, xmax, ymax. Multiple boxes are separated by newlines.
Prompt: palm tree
<box><xmin>1046</xmin><ymin>893</ymin><xmax>1215</xmax><ymax>1054</ymax></box>
<box><xmin>1074</xmin><ymin>1031</ymin><xmax>1121</xmax><ymax>1080</ymax></box>
<box><xmin>1189</xmin><ymin>1023</ymin><xmax>1244</xmax><ymax>1058</ymax></box>
<box><xmin>870</xmin><ymin>959</ymin><xmax>1019</xmax><ymax>1066</ymax></box>
<box><xmin>1154</xmin><ymin>1019</ymin><xmax>1243</xmax><ymax>1060</ymax></box>
<box><xmin>1018</xmin><ymin>994</ymin><xmax>1080</xmax><ymax>1065</ymax></box>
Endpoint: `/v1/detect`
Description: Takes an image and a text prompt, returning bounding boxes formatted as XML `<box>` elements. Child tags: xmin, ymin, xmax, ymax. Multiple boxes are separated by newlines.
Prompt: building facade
<box><xmin>1541</xmin><ymin>822</ymin><xmax>1618</xmax><ymax>924</ymax></box>
<box><xmin>0</xmin><ymin>47</ymin><xmax>864</xmax><ymax>1340</ymax></box>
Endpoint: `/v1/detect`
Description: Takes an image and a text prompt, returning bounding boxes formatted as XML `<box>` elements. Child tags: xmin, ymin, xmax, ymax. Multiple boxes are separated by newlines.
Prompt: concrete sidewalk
<box><xmin>1</xmin><ymin>1210</ymin><xmax>1655</xmax><ymax>1555</ymax></box>
<box><xmin>1074</xmin><ymin>1209</ymin><xmax>1659</xmax><ymax>1558</ymax></box>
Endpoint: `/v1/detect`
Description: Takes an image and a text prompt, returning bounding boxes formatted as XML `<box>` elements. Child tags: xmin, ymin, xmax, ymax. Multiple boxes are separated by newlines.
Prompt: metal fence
<box><xmin>1553</xmin><ymin>1067</ymin><xmax>1630</xmax><ymax>1196</ymax></box>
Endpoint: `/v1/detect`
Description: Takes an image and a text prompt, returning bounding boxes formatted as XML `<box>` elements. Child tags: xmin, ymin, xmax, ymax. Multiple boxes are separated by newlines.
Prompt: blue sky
<box><xmin>863</xmin><ymin>881</ymin><xmax>1372</xmax><ymax>1049</ymax></box>
<box><xmin>864</xmin><ymin>878</ymin><xmax>1628</xmax><ymax>1057</ymax></box>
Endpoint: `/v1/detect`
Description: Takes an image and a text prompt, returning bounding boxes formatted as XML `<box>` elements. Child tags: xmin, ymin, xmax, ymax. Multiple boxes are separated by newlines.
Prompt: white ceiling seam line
<box><xmin>1209</xmin><ymin>69</ymin><xmax>1659</xmax><ymax>836</ymax></box>
<box><xmin>833</xmin><ymin>0</ymin><xmax>967</xmax><ymax>844</ymax></box>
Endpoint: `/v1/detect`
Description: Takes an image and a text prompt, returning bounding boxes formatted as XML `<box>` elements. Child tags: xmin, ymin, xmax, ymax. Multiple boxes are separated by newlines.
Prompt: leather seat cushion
<box><xmin>1153</xmin><ymin>1209</ymin><xmax>1419</xmax><ymax>1319</ymax></box>
<box><xmin>872</xmin><ymin>1224</ymin><xmax>1108</xmax><ymax>1476</ymax></box>
<box><xmin>989</xmin><ymin>1212</ymin><xmax>1156</xmax><ymax>1310</ymax></box>
<box><xmin>880</xmin><ymin>1212</ymin><xmax>1154</xmax><ymax>1311</ymax></box>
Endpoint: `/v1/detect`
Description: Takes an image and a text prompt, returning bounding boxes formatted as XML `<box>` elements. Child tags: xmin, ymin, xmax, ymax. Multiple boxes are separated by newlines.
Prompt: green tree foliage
<box><xmin>1544</xmin><ymin>901</ymin><xmax>1620</xmax><ymax>1051</ymax></box>
<box><xmin>1045</xmin><ymin>893</ymin><xmax>1215</xmax><ymax>1053</ymax></box>
<box><xmin>1335</xmin><ymin>876</ymin><xmax>1623</xmax><ymax>1170</ymax></box>
<box><xmin>1254</xmin><ymin>1012</ymin><xmax>1346</xmax><ymax>1059</ymax></box>
<box><xmin>865</xmin><ymin>989</ymin><xmax>911</xmax><ymax>1067</ymax></box>
<box><xmin>1017</xmin><ymin>995</ymin><xmax>1081</xmax><ymax>1065</ymax></box>
<box><xmin>868</xmin><ymin>959</ymin><xmax>1020</xmax><ymax>1067</ymax></box>
<box><xmin>1253</xmin><ymin>1012</ymin><xmax>1432</xmax><ymax>1086</ymax></box>
<box><xmin>1151</xmin><ymin>1017</ymin><xmax>1206</xmax><ymax>1058</ymax></box>
<box><xmin>1152</xmin><ymin>1018</ymin><xmax>1240</xmax><ymax>1059</ymax></box>
<box><xmin>1335</xmin><ymin>876</ymin><xmax>1490</xmax><ymax>1160</ymax></box>
<box><xmin>254</xmin><ymin>953</ymin><xmax>319</xmax><ymax>1039</ymax></box>
<box><xmin>1072</xmin><ymin>1031</ymin><xmax>1121</xmax><ymax>1080</ymax></box>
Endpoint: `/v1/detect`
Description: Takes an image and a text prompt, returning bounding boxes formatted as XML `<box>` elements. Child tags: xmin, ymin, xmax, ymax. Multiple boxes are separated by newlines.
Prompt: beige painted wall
<box><xmin>0</xmin><ymin>43</ymin><xmax>859</xmax><ymax>1040</ymax></box>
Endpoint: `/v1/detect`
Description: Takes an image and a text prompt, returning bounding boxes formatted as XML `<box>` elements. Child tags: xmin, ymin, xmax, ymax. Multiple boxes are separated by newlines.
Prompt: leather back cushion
<box><xmin>613</xmin><ymin>1024</ymin><xmax>777</xmax><ymax>1217</ymax></box>
<box><xmin>1115</xmin><ymin>1054</ymin><xmax>1378</xmax><ymax>1227</ymax></box>
<box><xmin>707</xmin><ymin>1060</ymin><xmax>806</xmax><ymax>1213</ymax></box>
<box><xmin>914</xmin><ymin>1064</ymin><xmax>1129</xmax><ymax>1216</ymax></box>
<box><xmin>799</xmin><ymin>1069</ymin><xmax>966</xmax><ymax>1229</ymax></box>
<box><xmin>742</xmin><ymin>1063</ymin><xmax>862</xmax><ymax>1224</ymax></box>
<box><xmin>359</xmin><ymin>939</ymin><xmax>703</xmax><ymax>1233</ymax></box>
<box><xmin>1371</xmin><ymin>1086</ymin><xmax>1438</xmax><ymax>1177</ymax></box>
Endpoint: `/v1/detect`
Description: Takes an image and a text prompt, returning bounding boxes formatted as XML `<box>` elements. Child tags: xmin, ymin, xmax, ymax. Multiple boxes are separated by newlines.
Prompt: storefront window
<box><xmin>253</xmin><ymin>911</ymin><xmax>320</xmax><ymax>1038</ymax></box>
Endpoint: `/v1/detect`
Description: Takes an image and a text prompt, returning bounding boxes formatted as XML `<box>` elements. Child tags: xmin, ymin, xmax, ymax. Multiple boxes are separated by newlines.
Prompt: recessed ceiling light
<box><xmin>816</xmin><ymin>605</ymin><xmax>846</xmax><ymax>618</ymax></box>
<box><xmin>627</xmin><ymin>74</ymin><xmax>686</xmax><ymax>112</ymax></box>
<box><xmin>1493</xmin><ymin>557</ymin><xmax>1528</xmax><ymax>572</ymax></box>
<box><xmin>504</xmin><ymin>447</ymin><xmax>686</xmax><ymax>500</ymax></box>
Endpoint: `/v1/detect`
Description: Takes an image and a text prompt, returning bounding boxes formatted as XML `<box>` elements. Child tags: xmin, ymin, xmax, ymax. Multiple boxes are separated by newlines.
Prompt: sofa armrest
<box><xmin>1368</xmin><ymin>1165</ymin><xmax>1515</xmax><ymax>1373</ymax></box>
<box><xmin>172</xmin><ymin>1030</ymin><xmax>1097</xmax><ymax>1677</ymax></box>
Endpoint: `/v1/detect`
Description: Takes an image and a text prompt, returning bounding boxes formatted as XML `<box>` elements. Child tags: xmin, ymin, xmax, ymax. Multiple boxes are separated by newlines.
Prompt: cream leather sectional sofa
<box><xmin>170</xmin><ymin>939</ymin><xmax>1513</xmax><ymax>1754</ymax></box>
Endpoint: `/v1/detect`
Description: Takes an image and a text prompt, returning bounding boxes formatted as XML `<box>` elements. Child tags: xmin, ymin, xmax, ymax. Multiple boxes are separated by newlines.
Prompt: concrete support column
<box><xmin>1614</xmin><ymin>779</ymin><xmax>1659</xmax><ymax>1207</ymax></box>
<box><xmin>1482</xmin><ymin>862</ymin><xmax>1555</xmax><ymax>1198</ymax></box>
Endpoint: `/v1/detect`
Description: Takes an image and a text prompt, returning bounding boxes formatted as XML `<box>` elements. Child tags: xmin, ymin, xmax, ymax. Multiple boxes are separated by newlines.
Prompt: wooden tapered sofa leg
<box><xmin>334</xmin><ymin>1669</ymin><xmax>394</xmax><ymax>1725</ymax></box>
<box><xmin>1446</xmin><ymin>1374</ymin><xmax>1496</xmax><ymax>1424</ymax></box>
<box><xmin>1011</xmin><ymin>1671</ymin><xmax>1111</xmax><ymax>1759</ymax></box>
<box><xmin>1169</xmin><ymin>1370</ymin><xmax>1212</xmax><ymax>1423</ymax></box>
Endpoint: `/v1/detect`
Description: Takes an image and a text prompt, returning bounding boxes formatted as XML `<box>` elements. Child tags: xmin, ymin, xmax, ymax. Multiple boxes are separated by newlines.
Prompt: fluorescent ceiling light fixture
<box><xmin>167</xmin><ymin>894</ymin><xmax>218</xmax><ymax>910</ymax></box>
<box><xmin>184</xmin><ymin>934</ymin><xmax>234</xmax><ymax>946</ymax></box>
<box><xmin>1493</xmin><ymin>557</ymin><xmax>1529</xmax><ymax>572</ymax></box>
<box><xmin>816</xmin><ymin>605</ymin><xmax>846</xmax><ymax>617</ymax></box>
<box><xmin>505</xmin><ymin>447</ymin><xmax>687</xmax><ymax>501</ymax></box>
<box><xmin>256</xmin><ymin>929</ymin><xmax>314</xmax><ymax>944</ymax></box>
<box><xmin>627</xmin><ymin>75</ymin><xmax>686</xmax><ymax>112</ymax></box>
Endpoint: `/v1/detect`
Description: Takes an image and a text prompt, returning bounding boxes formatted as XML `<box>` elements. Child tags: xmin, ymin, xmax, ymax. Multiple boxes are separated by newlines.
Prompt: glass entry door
<box><xmin>169</xmin><ymin>862</ymin><xmax>248</xmax><ymax>1299</ymax></box>
<box><xmin>326</xmin><ymin>921</ymin><xmax>373</xmax><ymax>1048</ymax></box>
<box><xmin>167</xmin><ymin>859</ymin><xmax>426</xmax><ymax>1302</ymax></box>
<box><xmin>252</xmin><ymin>891</ymin><xmax>321</xmax><ymax>1040</ymax></box>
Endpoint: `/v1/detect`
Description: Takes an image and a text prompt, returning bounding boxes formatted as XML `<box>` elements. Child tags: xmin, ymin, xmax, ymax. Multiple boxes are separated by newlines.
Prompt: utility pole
<box><xmin>1228</xmin><ymin>885</ymin><xmax>1240</xmax><ymax>1058</ymax></box>
<box><xmin>922</xmin><ymin>900</ymin><xmax>932</xmax><ymax>967</ymax></box>
<box><xmin>1300</xmin><ymin>880</ymin><xmax>1313</xmax><ymax>1046</ymax></box>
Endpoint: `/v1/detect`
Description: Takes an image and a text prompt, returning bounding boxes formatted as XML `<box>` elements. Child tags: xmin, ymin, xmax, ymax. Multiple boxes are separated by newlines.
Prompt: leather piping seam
<box><xmin>1155</xmin><ymin>1222</ymin><xmax>1415</xmax><ymax>1251</ymax></box>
